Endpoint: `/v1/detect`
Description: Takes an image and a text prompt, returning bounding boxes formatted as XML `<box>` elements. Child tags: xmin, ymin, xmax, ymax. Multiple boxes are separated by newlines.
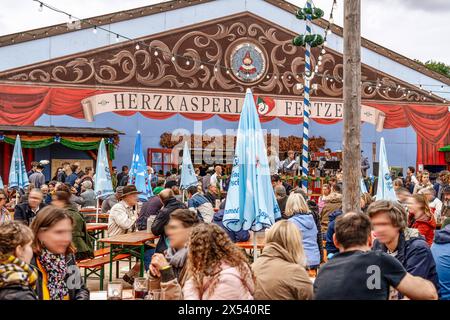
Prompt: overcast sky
<box><xmin>1</xmin><ymin>0</ymin><xmax>449</xmax><ymax>64</ymax></box>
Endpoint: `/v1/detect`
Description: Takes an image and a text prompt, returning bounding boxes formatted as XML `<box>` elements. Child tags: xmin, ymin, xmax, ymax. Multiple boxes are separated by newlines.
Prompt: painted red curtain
<box><xmin>1</xmin><ymin>85</ymin><xmax>449</xmax><ymax>165</ymax></box>
<box><xmin>367</xmin><ymin>103</ymin><xmax>450</xmax><ymax>166</ymax></box>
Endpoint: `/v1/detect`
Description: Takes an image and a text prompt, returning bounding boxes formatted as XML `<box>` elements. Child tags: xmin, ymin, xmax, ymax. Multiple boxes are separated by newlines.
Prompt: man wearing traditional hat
<box><xmin>108</xmin><ymin>185</ymin><xmax>140</xmax><ymax>237</ymax></box>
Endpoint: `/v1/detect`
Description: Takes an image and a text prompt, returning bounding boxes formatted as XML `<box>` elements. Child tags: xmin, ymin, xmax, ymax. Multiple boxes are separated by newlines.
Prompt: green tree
<box><xmin>423</xmin><ymin>60</ymin><xmax>450</xmax><ymax>78</ymax></box>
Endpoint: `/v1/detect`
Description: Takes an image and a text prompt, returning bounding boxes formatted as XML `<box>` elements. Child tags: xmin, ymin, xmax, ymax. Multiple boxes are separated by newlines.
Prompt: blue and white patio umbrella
<box><xmin>94</xmin><ymin>138</ymin><xmax>114</xmax><ymax>222</ymax></box>
<box><xmin>375</xmin><ymin>137</ymin><xmax>397</xmax><ymax>201</ymax></box>
<box><xmin>128</xmin><ymin>131</ymin><xmax>153</xmax><ymax>201</ymax></box>
<box><xmin>180</xmin><ymin>141</ymin><xmax>197</xmax><ymax>190</ymax></box>
<box><xmin>223</xmin><ymin>88</ymin><xmax>281</xmax><ymax>258</ymax></box>
<box><xmin>8</xmin><ymin>135</ymin><xmax>29</xmax><ymax>192</ymax></box>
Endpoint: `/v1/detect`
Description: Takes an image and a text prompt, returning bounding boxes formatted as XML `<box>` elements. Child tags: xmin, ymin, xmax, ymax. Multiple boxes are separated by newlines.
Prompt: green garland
<box><xmin>1</xmin><ymin>137</ymin><xmax>116</xmax><ymax>160</ymax></box>
<box><xmin>295</xmin><ymin>7</ymin><xmax>324</xmax><ymax>20</ymax></box>
<box><xmin>292</xmin><ymin>34</ymin><xmax>324</xmax><ymax>48</ymax></box>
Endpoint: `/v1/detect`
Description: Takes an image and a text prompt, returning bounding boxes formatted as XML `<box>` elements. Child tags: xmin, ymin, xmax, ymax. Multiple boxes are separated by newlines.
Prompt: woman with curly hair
<box><xmin>183</xmin><ymin>223</ymin><xmax>255</xmax><ymax>300</ymax></box>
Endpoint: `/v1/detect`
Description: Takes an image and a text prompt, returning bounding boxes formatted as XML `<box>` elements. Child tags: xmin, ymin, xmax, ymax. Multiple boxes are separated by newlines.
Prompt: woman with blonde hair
<box><xmin>182</xmin><ymin>223</ymin><xmax>254</xmax><ymax>300</ymax></box>
<box><xmin>252</xmin><ymin>220</ymin><xmax>313</xmax><ymax>300</ymax></box>
<box><xmin>284</xmin><ymin>193</ymin><xmax>321</xmax><ymax>269</ymax></box>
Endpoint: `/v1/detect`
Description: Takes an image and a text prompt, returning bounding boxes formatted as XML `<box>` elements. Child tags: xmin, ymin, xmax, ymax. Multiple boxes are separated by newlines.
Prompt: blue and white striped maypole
<box><xmin>292</xmin><ymin>1</ymin><xmax>325</xmax><ymax>194</ymax></box>
<box><xmin>302</xmin><ymin>0</ymin><xmax>313</xmax><ymax>194</ymax></box>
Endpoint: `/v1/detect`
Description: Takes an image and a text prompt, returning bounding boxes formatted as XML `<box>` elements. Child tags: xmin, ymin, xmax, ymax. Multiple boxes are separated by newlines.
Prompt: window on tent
<box><xmin>148</xmin><ymin>148</ymin><xmax>174</xmax><ymax>175</ymax></box>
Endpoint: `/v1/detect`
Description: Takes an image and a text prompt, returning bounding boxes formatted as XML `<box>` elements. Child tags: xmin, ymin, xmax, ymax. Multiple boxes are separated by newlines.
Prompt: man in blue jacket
<box><xmin>431</xmin><ymin>224</ymin><xmax>450</xmax><ymax>300</ymax></box>
<box><xmin>368</xmin><ymin>200</ymin><xmax>439</xmax><ymax>299</ymax></box>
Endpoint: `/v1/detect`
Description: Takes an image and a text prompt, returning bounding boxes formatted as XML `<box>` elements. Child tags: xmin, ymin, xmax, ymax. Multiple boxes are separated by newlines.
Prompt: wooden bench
<box><xmin>78</xmin><ymin>253</ymin><xmax>131</xmax><ymax>290</ymax></box>
<box><xmin>94</xmin><ymin>247</ymin><xmax>111</xmax><ymax>257</ymax></box>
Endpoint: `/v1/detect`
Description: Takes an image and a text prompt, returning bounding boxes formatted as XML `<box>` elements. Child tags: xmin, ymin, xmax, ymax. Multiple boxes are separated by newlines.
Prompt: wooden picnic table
<box><xmin>82</xmin><ymin>213</ymin><xmax>110</xmax><ymax>223</ymax></box>
<box><xmin>86</xmin><ymin>223</ymin><xmax>108</xmax><ymax>232</ymax></box>
<box><xmin>86</xmin><ymin>223</ymin><xmax>108</xmax><ymax>247</ymax></box>
<box><xmin>80</xmin><ymin>207</ymin><xmax>99</xmax><ymax>213</ymax></box>
<box><xmin>99</xmin><ymin>231</ymin><xmax>159</xmax><ymax>279</ymax></box>
<box><xmin>235</xmin><ymin>238</ymin><xmax>265</xmax><ymax>250</ymax></box>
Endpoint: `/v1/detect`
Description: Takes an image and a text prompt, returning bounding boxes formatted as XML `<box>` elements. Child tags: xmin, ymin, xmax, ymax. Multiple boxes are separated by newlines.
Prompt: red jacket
<box><xmin>411</xmin><ymin>217</ymin><xmax>436</xmax><ymax>246</ymax></box>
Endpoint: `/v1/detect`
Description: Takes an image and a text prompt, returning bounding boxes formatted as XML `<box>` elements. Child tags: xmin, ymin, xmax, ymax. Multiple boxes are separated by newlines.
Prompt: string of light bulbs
<box><xmin>11</xmin><ymin>0</ymin><xmax>448</xmax><ymax>103</ymax></box>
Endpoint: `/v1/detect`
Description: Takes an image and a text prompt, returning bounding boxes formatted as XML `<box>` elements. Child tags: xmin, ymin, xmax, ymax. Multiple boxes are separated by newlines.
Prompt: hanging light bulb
<box><xmin>226</xmin><ymin>70</ymin><xmax>230</xmax><ymax>74</ymax></box>
<box><xmin>154</xmin><ymin>50</ymin><xmax>159</xmax><ymax>56</ymax></box>
<box><xmin>200</xmin><ymin>64</ymin><xmax>204</xmax><ymax>69</ymax></box>
<box><xmin>318</xmin><ymin>61</ymin><xmax>322</xmax><ymax>66</ymax></box>
<box><xmin>323</xmin><ymin>40</ymin><xmax>328</xmax><ymax>46</ymax></box>
<box><xmin>186</xmin><ymin>60</ymin><xmax>190</xmax><ymax>66</ymax></box>
<box><xmin>329</xmin><ymin>17</ymin><xmax>334</xmax><ymax>24</ymax></box>
<box><xmin>93</xmin><ymin>26</ymin><xmax>97</xmax><ymax>34</ymax></box>
<box><xmin>214</xmin><ymin>67</ymin><xmax>218</xmax><ymax>72</ymax></box>
<box><xmin>321</xmin><ymin>48</ymin><xmax>326</xmax><ymax>54</ymax></box>
<box><xmin>38</xmin><ymin>2</ymin><xmax>43</xmax><ymax>12</ymax></box>
<box><xmin>171</xmin><ymin>56</ymin><xmax>176</xmax><ymax>62</ymax></box>
<box><xmin>135</xmin><ymin>43</ymin><xmax>140</xmax><ymax>50</ymax></box>
<box><xmin>327</xmin><ymin>29</ymin><xmax>332</xmax><ymax>35</ymax></box>
<box><xmin>115</xmin><ymin>34</ymin><xmax>120</xmax><ymax>42</ymax></box>
<box><xmin>68</xmin><ymin>15</ymin><xmax>73</xmax><ymax>24</ymax></box>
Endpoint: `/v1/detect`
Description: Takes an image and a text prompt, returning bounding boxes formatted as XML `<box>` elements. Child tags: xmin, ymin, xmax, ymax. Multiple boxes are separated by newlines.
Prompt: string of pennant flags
<box><xmin>5</xmin><ymin>0</ymin><xmax>446</xmax><ymax>103</ymax></box>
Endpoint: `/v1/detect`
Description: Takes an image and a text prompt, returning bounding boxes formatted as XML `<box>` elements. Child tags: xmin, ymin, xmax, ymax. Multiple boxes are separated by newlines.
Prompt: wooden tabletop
<box><xmin>99</xmin><ymin>231</ymin><xmax>159</xmax><ymax>246</ymax></box>
<box><xmin>80</xmin><ymin>208</ymin><xmax>99</xmax><ymax>213</ymax></box>
<box><xmin>235</xmin><ymin>238</ymin><xmax>265</xmax><ymax>249</ymax></box>
<box><xmin>86</xmin><ymin>223</ymin><xmax>108</xmax><ymax>232</ymax></box>
<box><xmin>83</xmin><ymin>213</ymin><xmax>110</xmax><ymax>219</ymax></box>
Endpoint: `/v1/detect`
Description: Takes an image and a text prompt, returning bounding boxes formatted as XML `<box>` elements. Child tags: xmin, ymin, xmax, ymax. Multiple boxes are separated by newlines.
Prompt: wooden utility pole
<box><xmin>343</xmin><ymin>0</ymin><xmax>361</xmax><ymax>213</ymax></box>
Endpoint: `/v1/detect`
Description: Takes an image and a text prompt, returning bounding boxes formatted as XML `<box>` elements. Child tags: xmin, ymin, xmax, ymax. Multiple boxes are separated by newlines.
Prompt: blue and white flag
<box><xmin>8</xmin><ymin>135</ymin><xmax>29</xmax><ymax>190</ymax></box>
<box><xmin>375</xmin><ymin>137</ymin><xmax>397</xmax><ymax>201</ymax></box>
<box><xmin>94</xmin><ymin>139</ymin><xmax>114</xmax><ymax>200</ymax></box>
<box><xmin>180</xmin><ymin>141</ymin><xmax>197</xmax><ymax>190</ymax></box>
<box><xmin>129</xmin><ymin>131</ymin><xmax>153</xmax><ymax>201</ymax></box>
<box><xmin>223</xmin><ymin>88</ymin><xmax>281</xmax><ymax>232</ymax></box>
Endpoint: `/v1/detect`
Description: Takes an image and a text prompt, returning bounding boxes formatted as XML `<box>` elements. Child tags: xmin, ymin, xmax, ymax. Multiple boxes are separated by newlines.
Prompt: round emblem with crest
<box><xmin>229</xmin><ymin>42</ymin><xmax>266</xmax><ymax>83</ymax></box>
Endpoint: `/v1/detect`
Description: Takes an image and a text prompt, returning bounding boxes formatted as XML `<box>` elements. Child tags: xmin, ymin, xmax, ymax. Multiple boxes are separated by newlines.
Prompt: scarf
<box><xmin>165</xmin><ymin>247</ymin><xmax>188</xmax><ymax>279</ymax></box>
<box><xmin>0</xmin><ymin>254</ymin><xmax>38</xmax><ymax>290</ymax></box>
<box><xmin>38</xmin><ymin>249</ymin><xmax>69</xmax><ymax>300</ymax></box>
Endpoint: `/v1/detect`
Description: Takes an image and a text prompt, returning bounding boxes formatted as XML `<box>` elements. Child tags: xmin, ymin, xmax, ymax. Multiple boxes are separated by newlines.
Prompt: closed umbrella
<box><xmin>223</xmin><ymin>88</ymin><xmax>281</xmax><ymax>260</ymax></box>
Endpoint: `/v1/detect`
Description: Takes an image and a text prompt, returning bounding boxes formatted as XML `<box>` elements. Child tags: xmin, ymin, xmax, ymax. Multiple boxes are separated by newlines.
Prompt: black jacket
<box><xmin>14</xmin><ymin>202</ymin><xmax>47</xmax><ymax>226</ymax></box>
<box><xmin>372</xmin><ymin>229</ymin><xmax>439</xmax><ymax>295</ymax></box>
<box><xmin>0</xmin><ymin>285</ymin><xmax>38</xmax><ymax>300</ymax></box>
<box><xmin>151</xmin><ymin>197</ymin><xmax>186</xmax><ymax>253</ymax></box>
<box><xmin>30</xmin><ymin>254</ymin><xmax>89</xmax><ymax>300</ymax></box>
<box><xmin>137</xmin><ymin>196</ymin><xmax>163</xmax><ymax>231</ymax></box>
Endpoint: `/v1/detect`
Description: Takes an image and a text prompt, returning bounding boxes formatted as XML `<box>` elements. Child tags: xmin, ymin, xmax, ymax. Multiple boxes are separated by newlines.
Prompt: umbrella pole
<box><xmin>253</xmin><ymin>232</ymin><xmax>258</xmax><ymax>262</ymax></box>
<box><xmin>96</xmin><ymin>198</ymin><xmax>99</xmax><ymax>223</ymax></box>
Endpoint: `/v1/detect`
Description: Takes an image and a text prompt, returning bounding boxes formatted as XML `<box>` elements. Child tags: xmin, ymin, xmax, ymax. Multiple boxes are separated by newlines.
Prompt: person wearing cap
<box><xmin>108</xmin><ymin>185</ymin><xmax>140</xmax><ymax>237</ymax></box>
<box><xmin>101</xmin><ymin>186</ymin><xmax>124</xmax><ymax>213</ymax></box>
<box><xmin>80</xmin><ymin>180</ymin><xmax>96</xmax><ymax>208</ymax></box>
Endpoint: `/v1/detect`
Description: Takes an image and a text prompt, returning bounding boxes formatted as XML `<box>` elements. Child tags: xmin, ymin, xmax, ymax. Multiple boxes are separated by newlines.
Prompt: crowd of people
<box><xmin>0</xmin><ymin>157</ymin><xmax>450</xmax><ymax>300</ymax></box>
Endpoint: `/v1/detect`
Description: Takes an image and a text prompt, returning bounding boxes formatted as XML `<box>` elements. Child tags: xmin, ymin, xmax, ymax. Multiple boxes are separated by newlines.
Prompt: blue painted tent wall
<box><xmin>34</xmin><ymin>112</ymin><xmax>418</xmax><ymax>178</ymax></box>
